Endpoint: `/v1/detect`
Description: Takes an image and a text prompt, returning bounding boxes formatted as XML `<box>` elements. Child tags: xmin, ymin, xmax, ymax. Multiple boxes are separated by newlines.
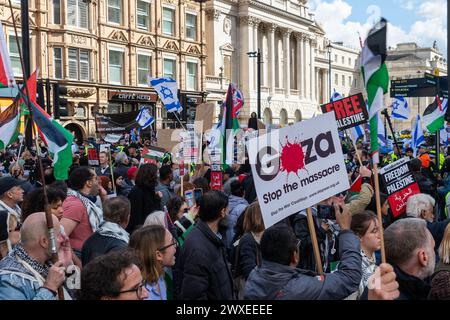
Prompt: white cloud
<box><xmin>312</xmin><ymin>0</ymin><xmax>447</xmax><ymax>54</ymax></box>
<box><xmin>395</xmin><ymin>0</ymin><xmax>419</xmax><ymax>11</ymax></box>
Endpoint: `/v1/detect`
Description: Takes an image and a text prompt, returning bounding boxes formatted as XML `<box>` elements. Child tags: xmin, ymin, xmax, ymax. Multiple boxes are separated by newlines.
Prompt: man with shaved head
<box><xmin>0</xmin><ymin>212</ymin><xmax>67</xmax><ymax>299</ymax></box>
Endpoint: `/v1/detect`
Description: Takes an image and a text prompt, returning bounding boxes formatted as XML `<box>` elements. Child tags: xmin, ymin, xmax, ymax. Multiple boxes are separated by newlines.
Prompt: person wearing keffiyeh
<box><xmin>0</xmin><ymin>213</ymin><xmax>68</xmax><ymax>300</ymax></box>
<box><xmin>61</xmin><ymin>167</ymin><xmax>104</xmax><ymax>257</ymax></box>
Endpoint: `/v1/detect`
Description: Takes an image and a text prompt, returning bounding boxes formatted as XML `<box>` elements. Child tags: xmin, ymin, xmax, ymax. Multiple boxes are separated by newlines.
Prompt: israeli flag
<box><xmin>349</xmin><ymin>124</ymin><xmax>364</xmax><ymax>142</ymax></box>
<box><xmin>391</xmin><ymin>97</ymin><xmax>410</xmax><ymax>121</ymax></box>
<box><xmin>377</xmin><ymin>112</ymin><xmax>386</xmax><ymax>147</ymax></box>
<box><xmin>148</xmin><ymin>77</ymin><xmax>182</xmax><ymax>113</ymax></box>
<box><xmin>331</xmin><ymin>90</ymin><xmax>343</xmax><ymax>102</ymax></box>
<box><xmin>136</xmin><ymin>107</ymin><xmax>154</xmax><ymax>129</ymax></box>
<box><xmin>412</xmin><ymin>114</ymin><xmax>425</xmax><ymax>157</ymax></box>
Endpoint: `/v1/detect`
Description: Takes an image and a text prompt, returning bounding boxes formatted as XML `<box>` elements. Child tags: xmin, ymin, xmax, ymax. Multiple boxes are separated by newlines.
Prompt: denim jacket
<box><xmin>0</xmin><ymin>252</ymin><xmax>55</xmax><ymax>300</ymax></box>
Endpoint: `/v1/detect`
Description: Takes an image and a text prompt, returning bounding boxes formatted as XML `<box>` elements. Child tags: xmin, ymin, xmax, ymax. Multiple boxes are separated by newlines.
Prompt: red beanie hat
<box><xmin>127</xmin><ymin>167</ymin><xmax>138</xmax><ymax>180</ymax></box>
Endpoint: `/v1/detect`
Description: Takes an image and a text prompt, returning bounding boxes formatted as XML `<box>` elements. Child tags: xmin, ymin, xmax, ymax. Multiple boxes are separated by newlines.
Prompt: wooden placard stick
<box><xmin>372</xmin><ymin>163</ymin><xmax>386</xmax><ymax>263</ymax></box>
<box><xmin>306</xmin><ymin>207</ymin><xmax>324</xmax><ymax>275</ymax></box>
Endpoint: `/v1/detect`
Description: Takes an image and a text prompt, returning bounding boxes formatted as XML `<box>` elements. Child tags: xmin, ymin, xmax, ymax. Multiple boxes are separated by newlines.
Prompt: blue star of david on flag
<box><xmin>391</xmin><ymin>97</ymin><xmax>410</xmax><ymax>121</ymax></box>
<box><xmin>148</xmin><ymin>77</ymin><xmax>182</xmax><ymax>113</ymax></box>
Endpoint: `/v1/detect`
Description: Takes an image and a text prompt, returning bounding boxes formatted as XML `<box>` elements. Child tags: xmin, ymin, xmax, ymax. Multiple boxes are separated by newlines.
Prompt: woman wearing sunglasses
<box><xmin>128</xmin><ymin>225</ymin><xmax>178</xmax><ymax>300</ymax></box>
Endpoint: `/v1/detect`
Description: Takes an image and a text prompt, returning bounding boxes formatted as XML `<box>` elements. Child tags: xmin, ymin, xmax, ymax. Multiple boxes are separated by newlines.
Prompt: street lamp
<box><xmin>417</xmin><ymin>70</ymin><xmax>421</xmax><ymax>114</ymax></box>
<box><xmin>326</xmin><ymin>42</ymin><xmax>332</xmax><ymax>102</ymax></box>
<box><xmin>247</xmin><ymin>49</ymin><xmax>262</xmax><ymax>119</ymax></box>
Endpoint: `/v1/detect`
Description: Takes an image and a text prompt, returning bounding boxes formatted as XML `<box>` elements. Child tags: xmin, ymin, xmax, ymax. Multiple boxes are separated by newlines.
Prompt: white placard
<box><xmin>104</xmin><ymin>133</ymin><xmax>122</xmax><ymax>143</ymax></box>
<box><xmin>247</xmin><ymin>112</ymin><xmax>350</xmax><ymax>228</ymax></box>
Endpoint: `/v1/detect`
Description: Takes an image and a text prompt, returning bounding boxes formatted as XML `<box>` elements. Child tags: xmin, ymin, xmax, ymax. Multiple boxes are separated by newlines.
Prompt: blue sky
<box><xmin>309</xmin><ymin>0</ymin><xmax>447</xmax><ymax>55</ymax></box>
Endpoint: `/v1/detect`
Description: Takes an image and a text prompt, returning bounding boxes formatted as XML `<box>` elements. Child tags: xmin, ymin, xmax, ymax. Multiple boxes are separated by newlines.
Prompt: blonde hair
<box><xmin>128</xmin><ymin>225</ymin><xmax>166</xmax><ymax>283</ymax></box>
<box><xmin>439</xmin><ymin>223</ymin><xmax>450</xmax><ymax>264</ymax></box>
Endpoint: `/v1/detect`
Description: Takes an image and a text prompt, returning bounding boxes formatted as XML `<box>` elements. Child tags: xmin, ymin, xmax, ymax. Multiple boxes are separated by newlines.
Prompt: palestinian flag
<box><xmin>0</xmin><ymin>20</ymin><xmax>15</xmax><ymax>88</ymax></box>
<box><xmin>0</xmin><ymin>99</ymin><xmax>20</xmax><ymax>150</ymax></box>
<box><xmin>21</xmin><ymin>93</ymin><xmax>74</xmax><ymax>180</ymax></box>
<box><xmin>423</xmin><ymin>96</ymin><xmax>445</xmax><ymax>133</ymax></box>
<box><xmin>360</xmin><ymin>18</ymin><xmax>389</xmax><ymax>164</ymax></box>
<box><xmin>142</xmin><ymin>146</ymin><xmax>165</xmax><ymax>163</ymax></box>
<box><xmin>219</xmin><ymin>83</ymin><xmax>241</xmax><ymax>165</ymax></box>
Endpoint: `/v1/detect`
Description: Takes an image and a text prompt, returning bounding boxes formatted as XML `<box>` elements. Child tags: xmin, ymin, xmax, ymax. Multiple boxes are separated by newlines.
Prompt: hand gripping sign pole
<box><xmin>306</xmin><ymin>207</ymin><xmax>324</xmax><ymax>275</ymax></box>
<box><xmin>7</xmin><ymin>0</ymin><xmax>65</xmax><ymax>299</ymax></box>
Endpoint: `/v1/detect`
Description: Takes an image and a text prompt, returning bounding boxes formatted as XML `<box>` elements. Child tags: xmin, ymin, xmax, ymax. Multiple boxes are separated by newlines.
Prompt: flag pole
<box><xmin>346</xmin><ymin>130</ymin><xmax>363</xmax><ymax>166</ymax></box>
<box><xmin>108</xmin><ymin>147</ymin><xmax>116</xmax><ymax>195</ymax></box>
<box><xmin>7</xmin><ymin>0</ymin><xmax>64</xmax><ymax>299</ymax></box>
<box><xmin>372</xmin><ymin>161</ymin><xmax>386</xmax><ymax>264</ymax></box>
<box><xmin>381</xmin><ymin>108</ymin><xmax>402</xmax><ymax>157</ymax></box>
<box><xmin>306</xmin><ymin>207</ymin><xmax>324</xmax><ymax>275</ymax></box>
<box><xmin>172</xmin><ymin>111</ymin><xmax>187</xmax><ymax>130</ymax></box>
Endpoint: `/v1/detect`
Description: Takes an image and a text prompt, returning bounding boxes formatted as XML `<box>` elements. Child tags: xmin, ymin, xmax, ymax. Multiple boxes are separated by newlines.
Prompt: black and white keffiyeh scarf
<box><xmin>14</xmin><ymin>243</ymin><xmax>51</xmax><ymax>278</ymax></box>
<box><xmin>97</xmin><ymin>221</ymin><xmax>129</xmax><ymax>244</ymax></box>
<box><xmin>67</xmin><ymin>189</ymin><xmax>103</xmax><ymax>232</ymax></box>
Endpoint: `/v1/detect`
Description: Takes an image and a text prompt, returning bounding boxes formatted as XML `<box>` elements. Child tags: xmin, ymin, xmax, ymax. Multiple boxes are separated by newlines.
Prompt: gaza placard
<box><xmin>247</xmin><ymin>112</ymin><xmax>350</xmax><ymax>228</ymax></box>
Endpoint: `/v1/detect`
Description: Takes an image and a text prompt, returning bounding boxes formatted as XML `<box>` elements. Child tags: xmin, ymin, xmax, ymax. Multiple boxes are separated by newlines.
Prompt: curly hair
<box><xmin>77</xmin><ymin>250</ymin><xmax>140</xmax><ymax>300</ymax></box>
<box><xmin>21</xmin><ymin>186</ymin><xmax>67</xmax><ymax>223</ymax></box>
<box><xmin>135</xmin><ymin>163</ymin><xmax>158</xmax><ymax>190</ymax></box>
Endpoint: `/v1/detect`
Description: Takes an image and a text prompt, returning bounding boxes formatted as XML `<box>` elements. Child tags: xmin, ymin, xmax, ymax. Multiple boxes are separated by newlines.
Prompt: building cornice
<box><xmin>242</xmin><ymin>0</ymin><xmax>316</xmax><ymax>30</ymax></box>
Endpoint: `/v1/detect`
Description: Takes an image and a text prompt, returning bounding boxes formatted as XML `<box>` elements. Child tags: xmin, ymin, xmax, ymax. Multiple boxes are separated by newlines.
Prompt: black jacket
<box><xmin>127</xmin><ymin>185</ymin><xmax>161</xmax><ymax>233</ymax></box>
<box><xmin>236</xmin><ymin>232</ymin><xmax>261</xmax><ymax>280</ymax></box>
<box><xmin>81</xmin><ymin>232</ymin><xmax>127</xmax><ymax>266</ymax></box>
<box><xmin>394</xmin><ymin>264</ymin><xmax>431</xmax><ymax>300</ymax></box>
<box><xmin>178</xmin><ymin>220</ymin><xmax>235</xmax><ymax>300</ymax></box>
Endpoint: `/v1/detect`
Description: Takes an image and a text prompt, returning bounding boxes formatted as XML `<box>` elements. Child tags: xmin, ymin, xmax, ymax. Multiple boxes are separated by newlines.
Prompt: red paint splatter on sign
<box><xmin>279</xmin><ymin>136</ymin><xmax>306</xmax><ymax>178</ymax></box>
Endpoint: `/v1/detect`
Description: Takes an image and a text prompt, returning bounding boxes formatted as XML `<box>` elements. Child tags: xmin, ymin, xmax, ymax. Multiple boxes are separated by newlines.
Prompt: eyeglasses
<box><xmin>117</xmin><ymin>280</ymin><xmax>146</xmax><ymax>299</ymax></box>
<box><xmin>157</xmin><ymin>238</ymin><xmax>179</xmax><ymax>252</ymax></box>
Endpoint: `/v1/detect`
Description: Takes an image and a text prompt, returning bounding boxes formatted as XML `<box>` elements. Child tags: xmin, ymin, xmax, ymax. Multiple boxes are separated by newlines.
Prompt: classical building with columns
<box><xmin>204</xmin><ymin>0</ymin><xmax>361</xmax><ymax>126</ymax></box>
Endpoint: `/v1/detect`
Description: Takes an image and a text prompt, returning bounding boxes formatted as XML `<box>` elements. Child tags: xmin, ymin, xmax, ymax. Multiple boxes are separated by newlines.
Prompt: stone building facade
<box><xmin>0</xmin><ymin>0</ymin><xmax>206</xmax><ymax>141</ymax></box>
<box><xmin>203</xmin><ymin>0</ymin><xmax>361</xmax><ymax>127</ymax></box>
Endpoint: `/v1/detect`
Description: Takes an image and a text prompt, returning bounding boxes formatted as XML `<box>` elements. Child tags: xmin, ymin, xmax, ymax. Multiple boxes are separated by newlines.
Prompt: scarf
<box><xmin>67</xmin><ymin>189</ymin><xmax>103</xmax><ymax>232</ymax></box>
<box><xmin>97</xmin><ymin>221</ymin><xmax>129</xmax><ymax>243</ymax></box>
<box><xmin>0</xmin><ymin>200</ymin><xmax>21</xmax><ymax>221</ymax></box>
<box><xmin>14</xmin><ymin>243</ymin><xmax>50</xmax><ymax>279</ymax></box>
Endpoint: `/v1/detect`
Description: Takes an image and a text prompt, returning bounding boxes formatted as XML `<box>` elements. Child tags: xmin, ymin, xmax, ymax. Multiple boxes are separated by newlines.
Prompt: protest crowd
<box><xmin>1</xmin><ymin>113</ymin><xmax>449</xmax><ymax>301</ymax></box>
<box><xmin>0</xmin><ymin>18</ymin><xmax>449</xmax><ymax>302</ymax></box>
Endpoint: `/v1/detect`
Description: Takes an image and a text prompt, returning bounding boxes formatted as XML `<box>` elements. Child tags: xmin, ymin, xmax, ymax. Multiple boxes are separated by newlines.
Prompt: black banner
<box><xmin>95</xmin><ymin>110</ymin><xmax>140</xmax><ymax>135</ymax></box>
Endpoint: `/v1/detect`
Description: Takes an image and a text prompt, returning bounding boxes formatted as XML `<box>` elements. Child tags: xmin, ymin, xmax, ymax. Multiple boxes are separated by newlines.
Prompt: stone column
<box><xmin>315</xmin><ymin>67</ymin><xmax>320</xmax><ymax>103</ymax></box>
<box><xmin>253</xmin><ymin>19</ymin><xmax>260</xmax><ymax>93</ymax></box>
<box><xmin>295</xmin><ymin>33</ymin><xmax>302</xmax><ymax>94</ymax></box>
<box><xmin>283</xmin><ymin>29</ymin><xmax>292</xmax><ymax>97</ymax></box>
<box><xmin>268</xmin><ymin>23</ymin><xmax>277</xmax><ymax>95</ymax></box>
<box><xmin>310</xmin><ymin>38</ymin><xmax>316</xmax><ymax>101</ymax></box>
<box><xmin>301</xmin><ymin>34</ymin><xmax>306</xmax><ymax>98</ymax></box>
<box><xmin>303</xmin><ymin>36</ymin><xmax>311</xmax><ymax>100</ymax></box>
<box><xmin>239</xmin><ymin>16</ymin><xmax>254</xmax><ymax>94</ymax></box>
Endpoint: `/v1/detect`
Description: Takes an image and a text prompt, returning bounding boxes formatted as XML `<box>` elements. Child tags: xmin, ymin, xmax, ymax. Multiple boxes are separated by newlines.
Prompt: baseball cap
<box><xmin>0</xmin><ymin>176</ymin><xmax>24</xmax><ymax>195</ymax></box>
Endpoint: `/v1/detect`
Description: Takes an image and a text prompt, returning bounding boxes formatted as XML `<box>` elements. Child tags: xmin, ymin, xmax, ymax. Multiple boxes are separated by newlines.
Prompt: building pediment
<box><xmin>220</xmin><ymin>43</ymin><xmax>234</xmax><ymax>52</ymax></box>
<box><xmin>164</xmin><ymin>40</ymin><xmax>179</xmax><ymax>51</ymax></box>
<box><xmin>109</xmin><ymin>30</ymin><xmax>128</xmax><ymax>42</ymax></box>
<box><xmin>138</xmin><ymin>35</ymin><xmax>155</xmax><ymax>47</ymax></box>
<box><xmin>186</xmin><ymin>44</ymin><xmax>201</xmax><ymax>55</ymax></box>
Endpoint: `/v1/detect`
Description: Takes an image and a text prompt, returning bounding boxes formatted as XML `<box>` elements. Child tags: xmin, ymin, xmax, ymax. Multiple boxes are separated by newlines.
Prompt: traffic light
<box><xmin>53</xmin><ymin>83</ymin><xmax>68</xmax><ymax>119</ymax></box>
